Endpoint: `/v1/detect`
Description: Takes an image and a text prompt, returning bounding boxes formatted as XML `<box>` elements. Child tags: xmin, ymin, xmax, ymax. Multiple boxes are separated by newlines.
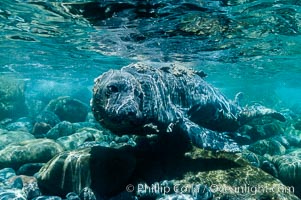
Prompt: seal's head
<box><xmin>91</xmin><ymin>70</ymin><xmax>144</xmax><ymax>134</ymax></box>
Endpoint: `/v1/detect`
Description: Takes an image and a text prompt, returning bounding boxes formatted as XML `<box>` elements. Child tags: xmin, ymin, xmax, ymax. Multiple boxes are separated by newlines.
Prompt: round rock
<box><xmin>0</xmin><ymin>139</ymin><xmax>63</xmax><ymax>169</ymax></box>
<box><xmin>0</xmin><ymin>129</ymin><xmax>35</xmax><ymax>150</ymax></box>
<box><xmin>37</xmin><ymin>146</ymin><xmax>136</xmax><ymax>197</ymax></box>
<box><xmin>32</xmin><ymin>111</ymin><xmax>60</xmax><ymax>137</ymax></box>
<box><xmin>0</xmin><ymin>77</ymin><xmax>28</xmax><ymax>121</ymax></box>
<box><xmin>272</xmin><ymin>149</ymin><xmax>301</xmax><ymax>197</ymax></box>
<box><xmin>45</xmin><ymin>96</ymin><xmax>88</xmax><ymax>123</ymax></box>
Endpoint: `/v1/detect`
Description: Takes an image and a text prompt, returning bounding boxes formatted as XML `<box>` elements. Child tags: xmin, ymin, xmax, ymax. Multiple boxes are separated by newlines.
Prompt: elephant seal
<box><xmin>91</xmin><ymin>63</ymin><xmax>285</xmax><ymax>152</ymax></box>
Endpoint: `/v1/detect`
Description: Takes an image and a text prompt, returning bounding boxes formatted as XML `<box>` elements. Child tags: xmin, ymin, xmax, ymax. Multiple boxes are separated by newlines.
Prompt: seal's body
<box><xmin>92</xmin><ymin>63</ymin><xmax>285</xmax><ymax>151</ymax></box>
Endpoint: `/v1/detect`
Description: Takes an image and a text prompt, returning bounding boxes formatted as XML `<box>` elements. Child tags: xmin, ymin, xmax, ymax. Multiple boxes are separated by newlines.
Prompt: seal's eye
<box><xmin>106</xmin><ymin>85</ymin><xmax>119</xmax><ymax>96</ymax></box>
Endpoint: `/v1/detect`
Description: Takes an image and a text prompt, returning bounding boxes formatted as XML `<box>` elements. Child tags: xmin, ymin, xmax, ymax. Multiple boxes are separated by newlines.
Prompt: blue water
<box><xmin>0</xmin><ymin>0</ymin><xmax>301</xmax><ymax>107</ymax></box>
<box><xmin>1</xmin><ymin>1</ymin><xmax>301</xmax><ymax>199</ymax></box>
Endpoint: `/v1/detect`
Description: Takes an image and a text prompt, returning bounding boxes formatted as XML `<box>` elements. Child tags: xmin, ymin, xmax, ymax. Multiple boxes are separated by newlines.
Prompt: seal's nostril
<box><xmin>127</xmin><ymin>111</ymin><xmax>136</xmax><ymax>116</ymax></box>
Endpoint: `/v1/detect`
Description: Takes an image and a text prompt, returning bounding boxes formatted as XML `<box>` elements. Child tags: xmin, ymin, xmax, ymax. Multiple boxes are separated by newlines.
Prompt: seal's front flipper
<box><xmin>270</xmin><ymin>112</ymin><xmax>286</xmax><ymax>122</ymax></box>
<box><xmin>179</xmin><ymin>119</ymin><xmax>241</xmax><ymax>152</ymax></box>
<box><xmin>239</xmin><ymin>104</ymin><xmax>286</xmax><ymax>124</ymax></box>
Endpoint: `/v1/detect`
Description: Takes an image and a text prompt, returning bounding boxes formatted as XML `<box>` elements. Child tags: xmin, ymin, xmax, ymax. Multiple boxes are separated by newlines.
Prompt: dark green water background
<box><xmin>0</xmin><ymin>0</ymin><xmax>301</xmax><ymax>109</ymax></box>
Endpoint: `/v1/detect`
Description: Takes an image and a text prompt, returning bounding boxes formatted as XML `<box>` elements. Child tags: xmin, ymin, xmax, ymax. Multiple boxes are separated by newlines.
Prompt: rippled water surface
<box><xmin>1</xmin><ymin>0</ymin><xmax>301</xmax><ymax>107</ymax></box>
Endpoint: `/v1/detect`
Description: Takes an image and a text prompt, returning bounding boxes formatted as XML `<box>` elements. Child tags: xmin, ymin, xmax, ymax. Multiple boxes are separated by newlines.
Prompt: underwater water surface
<box><xmin>1</xmin><ymin>0</ymin><xmax>301</xmax><ymax>200</ymax></box>
<box><xmin>0</xmin><ymin>0</ymin><xmax>300</xmax><ymax>104</ymax></box>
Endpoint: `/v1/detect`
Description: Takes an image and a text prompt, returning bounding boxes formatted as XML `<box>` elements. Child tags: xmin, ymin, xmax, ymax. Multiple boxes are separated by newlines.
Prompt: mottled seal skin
<box><xmin>91</xmin><ymin>63</ymin><xmax>285</xmax><ymax>152</ymax></box>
